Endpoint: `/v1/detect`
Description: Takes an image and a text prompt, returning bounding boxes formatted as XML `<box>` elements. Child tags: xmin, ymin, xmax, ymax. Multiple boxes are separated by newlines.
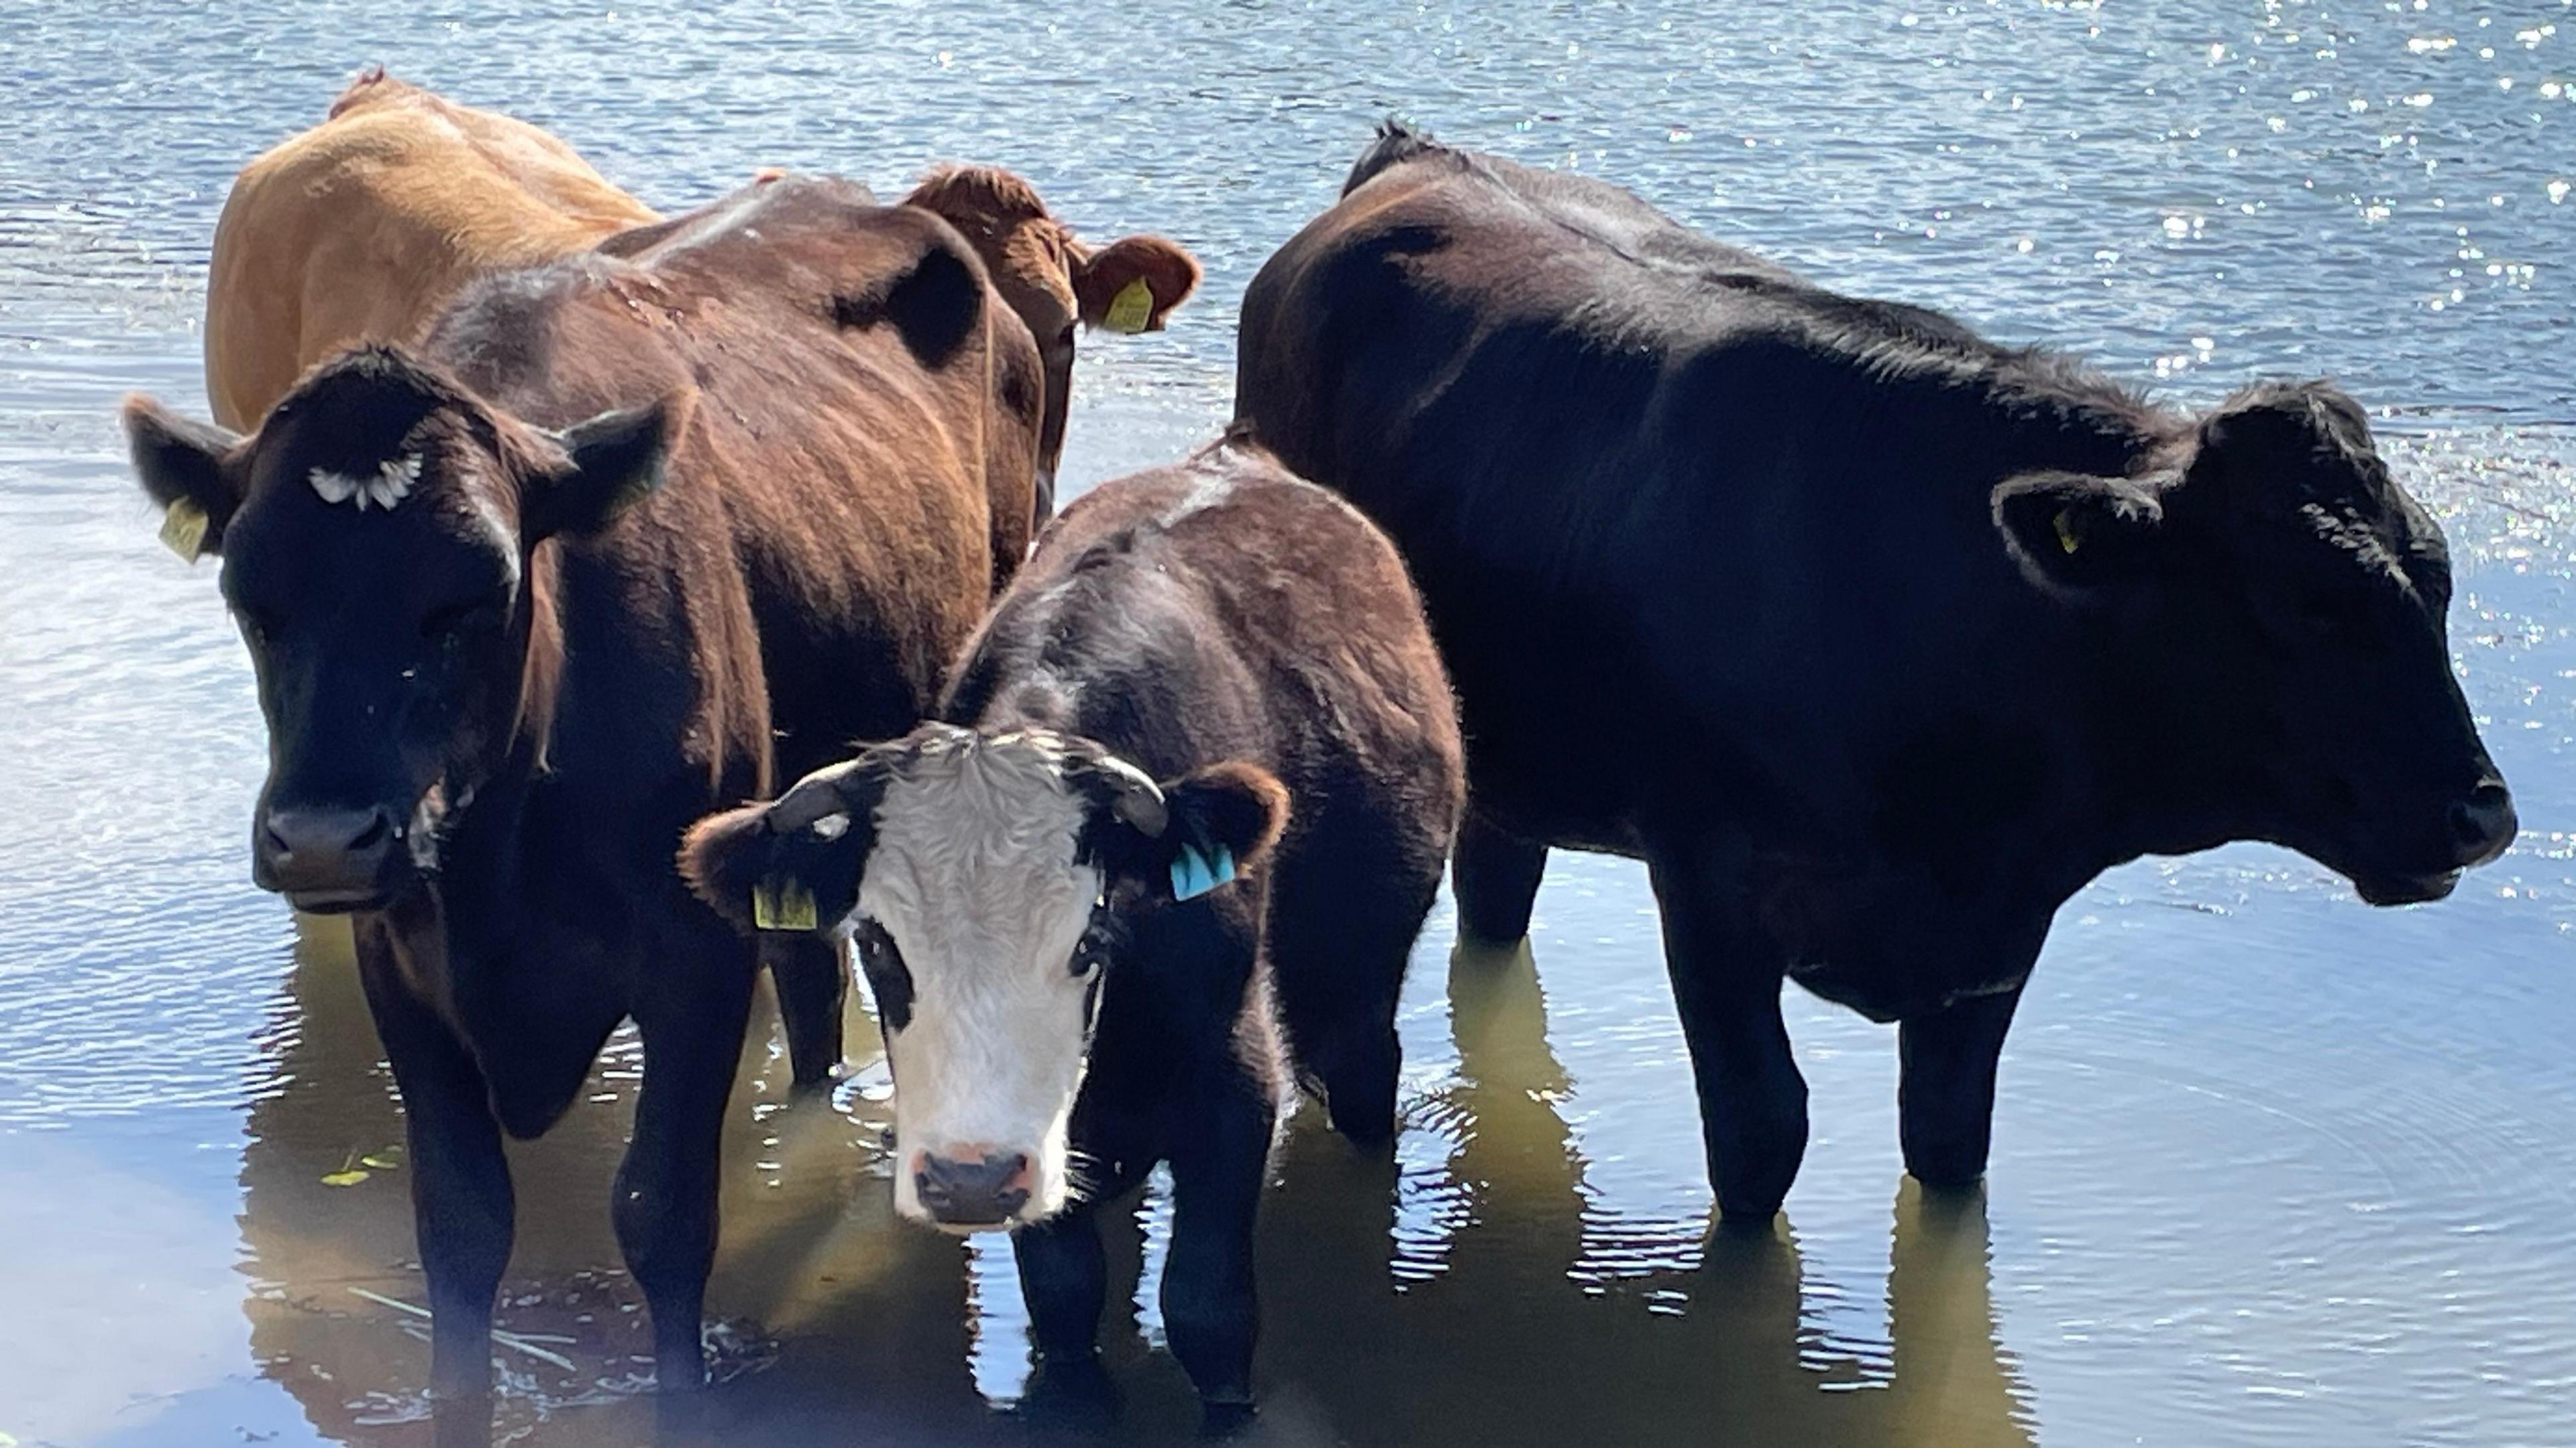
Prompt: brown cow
<box><xmin>900</xmin><ymin>166</ymin><xmax>1201</xmax><ymax>515</ymax></box>
<box><xmin>203</xmin><ymin>68</ymin><xmax>658</xmax><ymax>431</ymax></box>
<box><xmin>121</xmin><ymin>172</ymin><xmax>1046</xmax><ymax>1427</ymax></box>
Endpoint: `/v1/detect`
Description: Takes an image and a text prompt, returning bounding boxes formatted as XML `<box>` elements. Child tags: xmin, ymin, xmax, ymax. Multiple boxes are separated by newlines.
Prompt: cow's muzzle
<box><xmin>911</xmin><ymin>1148</ymin><xmax>1034</xmax><ymax>1231</ymax></box>
<box><xmin>254</xmin><ymin>804</ymin><xmax>402</xmax><ymax>912</ymax></box>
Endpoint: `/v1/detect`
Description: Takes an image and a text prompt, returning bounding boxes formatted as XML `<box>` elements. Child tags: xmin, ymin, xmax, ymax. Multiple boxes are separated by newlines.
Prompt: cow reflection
<box><xmin>236</xmin><ymin>920</ymin><xmax>2030</xmax><ymax>1445</ymax></box>
<box><xmin>235</xmin><ymin>916</ymin><xmax>980</xmax><ymax>1447</ymax></box>
<box><xmin>1248</xmin><ymin>936</ymin><xmax>2037</xmax><ymax>1448</ymax></box>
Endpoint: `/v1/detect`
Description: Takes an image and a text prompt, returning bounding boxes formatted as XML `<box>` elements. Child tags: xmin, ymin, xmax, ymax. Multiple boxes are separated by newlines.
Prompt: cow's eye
<box><xmin>1070</xmin><ymin>915</ymin><xmax>1118</xmax><ymax>979</ymax></box>
<box><xmin>851</xmin><ymin>918</ymin><xmax>914</xmax><ymax>1033</ymax></box>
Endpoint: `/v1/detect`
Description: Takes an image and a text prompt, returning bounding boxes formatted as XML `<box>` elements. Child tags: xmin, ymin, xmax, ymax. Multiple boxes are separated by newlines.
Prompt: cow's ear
<box><xmin>1992</xmin><ymin>470</ymin><xmax>2169</xmax><ymax>595</ymax></box>
<box><xmin>1110</xmin><ymin>762</ymin><xmax>1289</xmax><ymax>903</ymax></box>
<box><xmin>678</xmin><ymin>759</ymin><xmax>883</xmax><ymax>936</ymax></box>
<box><xmin>2192</xmin><ymin>380</ymin><xmax>2377</xmax><ymax>508</ymax></box>
<box><xmin>1072</xmin><ymin>235</ymin><xmax>1203</xmax><ymax>334</ymax></box>
<box><xmin>522</xmin><ymin>390</ymin><xmax>694</xmax><ymax>543</ymax></box>
<box><xmin>121</xmin><ymin>394</ymin><xmax>246</xmax><ymax>561</ymax></box>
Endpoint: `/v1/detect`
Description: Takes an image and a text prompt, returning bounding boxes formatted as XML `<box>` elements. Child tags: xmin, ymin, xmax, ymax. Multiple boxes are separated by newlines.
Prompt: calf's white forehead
<box><xmin>857</xmin><ymin>736</ymin><xmax>1099</xmax><ymax>929</ymax></box>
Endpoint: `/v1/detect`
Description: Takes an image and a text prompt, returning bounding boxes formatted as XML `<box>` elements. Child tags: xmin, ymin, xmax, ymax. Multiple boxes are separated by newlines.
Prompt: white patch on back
<box><xmin>855</xmin><ymin>732</ymin><xmax>1104</xmax><ymax>1227</ymax></box>
<box><xmin>309</xmin><ymin>453</ymin><xmax>422</xmax><ymax>511</ymax></box>
<box><xmin>1156</xmin><ymin>467</ymin><xmax>1236</xmax><ymax>528</ymax></box>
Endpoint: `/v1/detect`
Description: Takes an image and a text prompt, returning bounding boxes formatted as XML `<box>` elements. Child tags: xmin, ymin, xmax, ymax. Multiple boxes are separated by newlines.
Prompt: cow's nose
<box><xmin>257</xmin><ymin>805</ymin><xmax>398</xmax><ymax>896</ymax></box>
<box><xmin>2447</xmin><ymin>780</ymin><xmax>2518</xmax><ymax>867</ymax></box>
<box><xmin>913</xmin><ymin>1148</ymin><xmax>1033</xmax><ymax>1227</ymax></box>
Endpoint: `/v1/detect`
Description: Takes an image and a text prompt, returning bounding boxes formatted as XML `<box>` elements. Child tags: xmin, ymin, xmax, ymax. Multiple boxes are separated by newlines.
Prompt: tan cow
<box><xmin>202</xmin><ymin>68</ymin><xmax>657</xmax><ymax>430</ymax></box>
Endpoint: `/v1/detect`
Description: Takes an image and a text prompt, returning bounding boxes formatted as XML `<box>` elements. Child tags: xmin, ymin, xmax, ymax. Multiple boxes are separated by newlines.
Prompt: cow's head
<box><xmin>680</xmin><ymin>726</ymin><xmax>1287</xmax><ymax>1231</ymax></box>
<box><xmin>123</xmin><ymin>345</ymin><xmax>687</xmax><ymax>911</ymax></box>
<box><xmin>903</xmin><ymin>167</ymin><xmax>1201</xmax><ymax>492</ymax></box>
<box><xmin>1994</xmin><ymin>380</ymin><xmax>2514</xmax><ymax>903</ymax></box>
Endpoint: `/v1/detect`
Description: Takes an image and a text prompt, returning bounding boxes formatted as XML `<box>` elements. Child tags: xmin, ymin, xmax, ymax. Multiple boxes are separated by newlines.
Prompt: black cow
<box><xmin>680</xmin><ymin>439</ymin><xmax>1464</xmax><ymax>1427</ymax></box>
<box><xmin>1234</xmin><ymin>123</ymin><xmax>2516</xmax><ymax>1221</ymax></box>
<box><xmin>119</xmin><ymin>174</ymin><xmax>1051</xmax><ymax>1425</ymax></box>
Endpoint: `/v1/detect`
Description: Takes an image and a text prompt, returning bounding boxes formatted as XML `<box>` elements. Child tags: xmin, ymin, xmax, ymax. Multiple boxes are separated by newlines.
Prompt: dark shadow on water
<box><xmin>233</xmin><ymin>924</ymin><xmax>2033</xmax><ymax>1446</ymax></box>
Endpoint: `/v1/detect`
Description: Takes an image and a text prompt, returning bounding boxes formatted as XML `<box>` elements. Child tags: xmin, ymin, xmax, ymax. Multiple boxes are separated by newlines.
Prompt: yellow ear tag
<box><xmin>159</xmin><ymin>497</ymin><xmax>209</xmax><ymax>563</ymax></box>
<box><xmin>751</xmin><ymin>878</ymin><xmax>818</xmax><ymax>932</ymax></box>
<box><xmin>1101</xmin><ymin>278</ymin><xmax>1155</xmax><ymax>335</ymax></box>
<box><xmin>2052</xmin><ymin>508</ymin><xmax>2083</xmax><ymax>555</ymax></box>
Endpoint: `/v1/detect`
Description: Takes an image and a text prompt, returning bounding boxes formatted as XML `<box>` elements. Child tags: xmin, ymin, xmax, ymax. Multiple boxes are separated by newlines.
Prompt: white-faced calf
<box><xmin>682</xmin><ymin>439</ymin><xmax>1463</xmax><ymax>1426</ymax></box>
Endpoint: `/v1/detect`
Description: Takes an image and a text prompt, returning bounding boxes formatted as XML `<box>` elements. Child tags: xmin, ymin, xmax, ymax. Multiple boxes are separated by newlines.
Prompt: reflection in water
<box><xmin>233</xmin><ymin>921</ymin><xmax>2031</xmax><ymax>1445</ymax></box>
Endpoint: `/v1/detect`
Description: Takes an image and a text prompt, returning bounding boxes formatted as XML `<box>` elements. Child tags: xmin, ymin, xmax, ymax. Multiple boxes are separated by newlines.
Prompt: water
<box><xmin>1</xmin><ymin>1</ymin><xmax>2571</xmax><ymax>1443</ymax></box>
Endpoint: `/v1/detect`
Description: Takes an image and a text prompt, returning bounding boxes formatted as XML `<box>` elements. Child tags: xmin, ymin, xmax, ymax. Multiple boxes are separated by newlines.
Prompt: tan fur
<box><xmin>203</xmin><ymin>70</ymin><xmax>657</xmax><ymax>430</ymax></box>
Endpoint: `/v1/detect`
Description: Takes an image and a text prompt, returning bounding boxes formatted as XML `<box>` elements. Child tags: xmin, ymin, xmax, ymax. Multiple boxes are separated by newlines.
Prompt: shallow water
<box><xmin>1</xmin><ymin>1</ymin><xmax>2572</xmax><ymax>1445</ymax></box>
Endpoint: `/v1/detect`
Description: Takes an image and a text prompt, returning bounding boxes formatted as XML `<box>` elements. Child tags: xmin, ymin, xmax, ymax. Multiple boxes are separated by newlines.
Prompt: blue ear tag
<box><xmin>1169</xmin><ymin>843</ymin><xmax>1237</xmax><ymax>901</ymax></box>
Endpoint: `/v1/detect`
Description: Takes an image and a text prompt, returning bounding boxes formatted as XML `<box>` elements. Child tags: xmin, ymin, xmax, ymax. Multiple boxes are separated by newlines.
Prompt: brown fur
<box><xmin>902</xmin><ymin>166</ymin><xmax>1205</xmax><ymax>488</ymax></box>
<box><xmin>120</xmin><ymin>172</ymin><xmax>1052</xmax><ymax>1403</ymax></box>
<box><xmin>203</xmin><ymin>71</ymin><xmax>657</xmax><ymax>430</ymax></box>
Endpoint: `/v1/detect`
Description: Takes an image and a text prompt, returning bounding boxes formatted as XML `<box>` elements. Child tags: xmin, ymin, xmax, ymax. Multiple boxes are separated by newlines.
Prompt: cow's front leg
<box><xmin>1162</xmin><ymin>1064</ymin><xmax>1275</xmax><ymax>1433</ymax></box>
<box><xmin>354</xmin><ymin>918</ymin><xmax>514</xmax><ymax>1416</ymax></box>
<box><xmin>1012</xmin><ymin>1204</ymin><xmax>1120</xmax><ymax>1425</ymax></box>
<box><xmin>761</xmin><ymin>931</ymin><xmax>847</xmax><ymax>1088</ymax></box>
<box><xmin>1649</xmin><ymin>842</ymin><xmax>1808</xmax><ymax>1223</ymax></box>
<box><xmin>1898</xmin><ymin>979</ymin><xmax>2027</xmax><ymax>1188</ymax></box>
<box><xmin>616</xmin><ymin>928</ymin><xmax>756</xmax><ymax>1391</ymax></box>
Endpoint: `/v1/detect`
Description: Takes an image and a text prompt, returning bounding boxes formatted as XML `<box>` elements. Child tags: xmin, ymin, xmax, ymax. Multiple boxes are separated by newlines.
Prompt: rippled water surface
<box><xmin>2</xmin><ymin>1</ymin><xmax>2572</xmax><ymax>1445</ymax></box>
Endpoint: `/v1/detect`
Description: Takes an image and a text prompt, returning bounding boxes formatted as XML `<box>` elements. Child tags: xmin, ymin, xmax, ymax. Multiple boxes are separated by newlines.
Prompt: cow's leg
<box><xmin>1452</xmin><ymin>813</ymin><xmax>1548</xmax><ymax>948</ymax></box>
<box><xmin>1649</xmin><ymin>844</ymin><xmax>1807</xmax><ymax>1222</ymax></box>
<box><xmin>1266</xmin><ymin>838</ymin><xmax>1443</xmax><ymax>1152</ymax></box>
<box><xmin>353</xmin><ymin>920</ymin><xmax>513</xmax><ymax>1414</ymax></box>
<box><xmin>615</xmin><ymin>924</ymin><xmax>756</xmax><ymax>1392</ymax></box>
<box><xmin>1162</xmin><ymin>1062</ymin><xmax>1275</xmax><ymax>1432</ymax></box>
<box><xmin>1898</xmin><ymin>980</ymin><xmax>2027</xmax><ymax>1189</ymax></box>
<box><xmin>1014</xmin><ymin>1140</ymin><xmax>1149</xmax><ymax>1426</ymax></box>
<box><xmin>761</xmin><ymin>932</ymin><xmax>846</xmax><ymax>1088</ymax></box>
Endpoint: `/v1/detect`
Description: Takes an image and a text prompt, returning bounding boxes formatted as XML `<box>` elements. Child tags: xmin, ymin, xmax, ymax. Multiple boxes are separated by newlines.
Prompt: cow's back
<box><xmin>1237</xmin><ymin>138</ymin><xmax>2150</xmax><ymax>855</ymax></box>
<box><xmin>205</xmin><ymin>72</ymin><xmax>655</xmax><ymax>430</ymax></box>
<box><xmin>427</xmin><ymin>175</ymin><xmax>1042</xmax><ymax>793</ymax></box>
<box><xmin>945</xmin><ymin>445</ymin><xmax>1458</xmax><ymax>824</ymax></box>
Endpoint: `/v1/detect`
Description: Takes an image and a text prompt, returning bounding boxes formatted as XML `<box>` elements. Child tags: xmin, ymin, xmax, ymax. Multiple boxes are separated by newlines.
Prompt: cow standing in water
<box><xmin>119</xmin><ymin>170</ymin><xmax>1193</xmax><ymax>1426</ymax></box>
<box><xmin>681</xmin><ymin>441</ymin><xmax>1463</xmax><ymax>1428</ymax></box>
<box><xmin>204</xmin><ymin>69</ymin><xmax>659</xmax><ymax>432</ymax></box>
<box><xmin>1236</xmin><ymin>124</ymin><xmax>2516</xmax><ymax>1222</ymax></box>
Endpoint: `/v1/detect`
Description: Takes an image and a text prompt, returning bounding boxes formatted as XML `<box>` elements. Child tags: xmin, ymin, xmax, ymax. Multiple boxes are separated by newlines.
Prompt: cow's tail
<box><xmin>1342</xmin><ymin>119</ymin><xmax>1440</xmax><ymax>197</ymax></box>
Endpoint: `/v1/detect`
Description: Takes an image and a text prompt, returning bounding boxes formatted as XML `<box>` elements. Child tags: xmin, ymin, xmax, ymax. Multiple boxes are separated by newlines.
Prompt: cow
<box><xmin>1234</xmin><ymin>123</ymin><xmax>2517</xmax><ymax>1224</ymax></box>
<box><xmin>206</xmin><ymin>74</ymin><xmax>1203</xmax><ymax>523</ymax></box>
<box><xmin>204</xmin><ymin>68</ymin><xmax>659</xmax><ymax>431</ymax></box>
<box><xmin>678</xmin><ymin>438</ymin><xmax>1464</xmax><ymax>1428</ymax></box>
<box><xmin>121</xmin><ymin>172</ymin><xmax>1059</xmax><ymax>1423</ymax></box>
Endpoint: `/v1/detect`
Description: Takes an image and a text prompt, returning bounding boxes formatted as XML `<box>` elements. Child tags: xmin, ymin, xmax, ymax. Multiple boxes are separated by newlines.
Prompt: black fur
<box><xmin>1237</xmin><ymin>129</ymin><xmax>2514</xmax><ymax>1220</ymax></box>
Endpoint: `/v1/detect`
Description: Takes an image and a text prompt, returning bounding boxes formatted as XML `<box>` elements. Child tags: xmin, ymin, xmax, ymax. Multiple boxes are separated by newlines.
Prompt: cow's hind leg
<box><xmin>1268</xmin><ymin>827</ymin><xmax>1444</xmax><ymax>1151</ymax></box>
<box><xmin>1898</xmin><ymin>980</ymin><xmax>2027</xmax><ymax>1189</ymax></box>
<box><xmin>1650</xmin><ymin>841</ymin><xmax>1809</xmax><ymax>1223</ymax></box>
<box><xmin>616</xmin><ymin>920</ymin><xmax>757</xmax><ymax>1391</ymax></box>
<box><xmin>1453</xmin><ymin>813</ymin><xmax>1548</xmax><ymax>948</ymax></box>
<box><xmin>354</xmin><ymin>920</ymin><xmax>514</xmax><ymax>1422</ymax></box>
<box><xmin>763</xmin><ymin>932</ymin><xmax>847</xmax><ymax>1087</ymax></box>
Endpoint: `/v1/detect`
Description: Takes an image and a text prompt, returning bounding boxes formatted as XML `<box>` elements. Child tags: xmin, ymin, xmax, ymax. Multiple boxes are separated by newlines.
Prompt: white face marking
<box><xmin>309</xmin><ymin>453</ymin><xmax>422</xmax><ymax>511</ymax></box>
<box><xmin>851</xmin><ymin>734</ymin><xmax>1104</xmax><ymax>1231</ymax></box>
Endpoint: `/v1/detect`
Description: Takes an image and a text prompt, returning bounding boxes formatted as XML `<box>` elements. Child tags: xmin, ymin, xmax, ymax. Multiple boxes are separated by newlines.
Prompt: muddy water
<box><xmin>1</xmin><ymin>1</ymin><xmax>2573</xmax><ymax>1445</ymax></box>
